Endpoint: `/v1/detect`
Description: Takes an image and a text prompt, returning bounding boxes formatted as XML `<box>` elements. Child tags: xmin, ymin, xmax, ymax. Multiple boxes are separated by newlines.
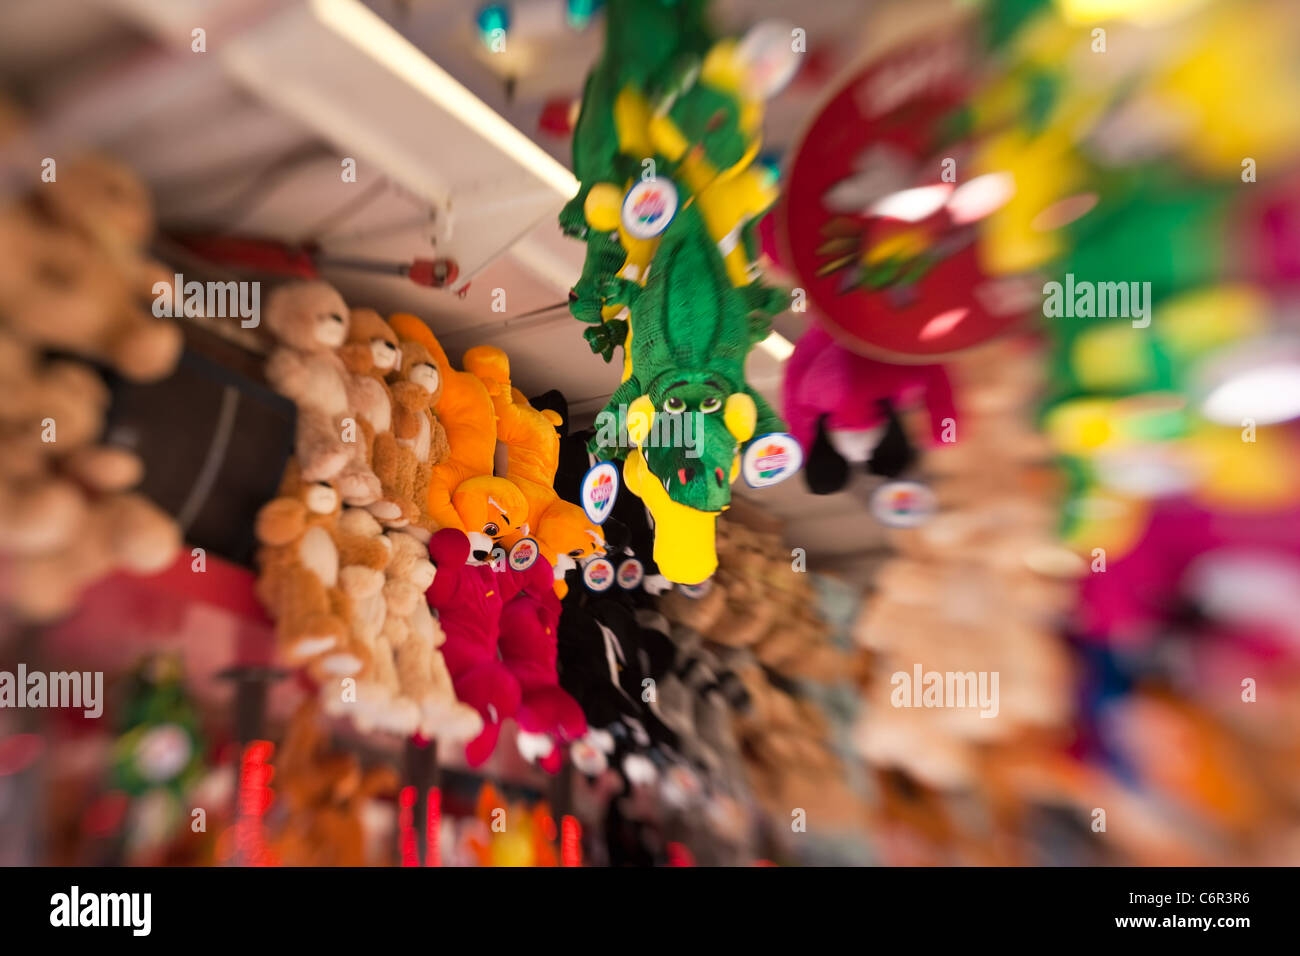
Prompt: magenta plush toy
<box><xmin>499</xmin><ymin>557</ymin><xmax>588</xmax><ymax>774</ymax></box>
<box><xmin>427</xmin><ymin>529</ymin><xmax>588</xmax><ymax>768</ymax></box>
<box><xmin>782</xmin><ymin>323</ymin><xmax>957</xmax><ymax>493</ymax></box>
<box><xmin>1076</xmin><ymin>497</ymin><xmax>1300</xmax><ymax>659</ymax></box>
<box><xmin>426</xmin><ymin>529</ymin><xmax>521</xmax><ymax>766</ymax></box>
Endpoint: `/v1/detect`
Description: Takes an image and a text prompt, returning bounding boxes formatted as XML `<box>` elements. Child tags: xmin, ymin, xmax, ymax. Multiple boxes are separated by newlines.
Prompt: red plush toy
<box><xmin>427</xmin><ymin>528</ymin><xmax>587</xmax><ymax>769</ymax></box>
<box><xmin>499</xmin><ymin>556</ymin><xmax>587</xmax><ymax>773</ymax></box>
<box><xmin>426</xmin><ymin>528</ymin><xmax>521</xmax><ymax>766</ymax></box>
<box><xmin>782</xmin><ymin>323</ymin><xmax>957</xmax><ymax>494</ymax></box>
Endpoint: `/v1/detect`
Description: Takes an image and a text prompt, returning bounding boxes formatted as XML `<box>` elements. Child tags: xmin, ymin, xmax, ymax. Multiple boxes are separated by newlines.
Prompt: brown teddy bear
<box><xmin>0</xmin><ymin>203</ymin><xmax>181</xmax><ymax>382</ymax></box>
<box><xmin>38</xmin><ymin>155</ymin><xmax>160</xmax><ymax>268</ymax></box>
<box><xmin>338</xmin><ymin>309</ymin><xmax>421</xmax><ymax>528</ymax></box>
<box><xmin>254</xmin><ymin>462</ymin><xmax>349</xmax><ymax>664</ymax></box>
<box><xmin>330</xmin><ymin>506</ymin><xmax>392</xmax><ymax>656</ymax></box>
<box><xmin>270</xmin><ymin>699</ymin><xmax>399</xmax><ymax>867</ymax></box>
<box><xmin>0</xmin><ymin>335</ymin><xmax>179</xmax><ymax>620</ymax></box>
<box><xmin>263</xmin><ymin>281</ymin><xmax>381</xmax><ymax>504</ymax></box>
<box><xmin>386</xmin><ymin>339</ymin><xmax>451</xmax><ymax>534</ymax></box>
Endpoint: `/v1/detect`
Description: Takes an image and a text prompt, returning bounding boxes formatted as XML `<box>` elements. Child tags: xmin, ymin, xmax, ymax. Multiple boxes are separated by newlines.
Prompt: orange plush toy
<box><xmin>463</xmin><ymin>345</ymin><xmax>605</xmax><ymax>595</ymax></box>
<box><xmin>387</xmin><ymin>314</ymin><xmax>527</xmax><ymax>548</ymax></box>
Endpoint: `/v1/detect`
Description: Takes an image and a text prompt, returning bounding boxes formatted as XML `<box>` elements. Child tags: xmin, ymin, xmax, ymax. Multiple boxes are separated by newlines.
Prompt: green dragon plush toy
<box><xmin>564</xmin><ymin>2</ymin><xmax>801</xmax><ymax>583</ymax></box>
<box><xmin>559</xmin><ymin>0</ymin><xmax>714</xmax><ymax>244</ymax></box>
<box><xmin>567</xmin><ymin>6</ymin><xmax>794</xmax><ymax>352</ymax></box>
<box><xmin>586</xmin><ymin>203</ymin><xmax>784</xmax><ymax>582</ymax></box>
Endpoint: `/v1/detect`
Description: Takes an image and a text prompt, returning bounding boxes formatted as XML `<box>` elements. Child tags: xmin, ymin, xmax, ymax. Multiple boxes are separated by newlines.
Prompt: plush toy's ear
<box><xmin>627</xmin><ymin>396</ymin><xmax>655</xmax><ymax>445</ymax></box>
<box><xmin>724</xmin><ymin>393</ymin><xmax>757</xmax><ymax>442</ymax></box>
<box><xmin>805</xmin><ymin>415</ymin><xmax>849</xmax><ymax>495</ymax></box>
<box><xmin>866</xmin><ymin>399</ymin><xmax>917</xmax><ymax>479</ymax></box>
<box><xmin>601</xmin><ymin>517</ymin><xmax>631</xmax><ymax>555</ymax></box>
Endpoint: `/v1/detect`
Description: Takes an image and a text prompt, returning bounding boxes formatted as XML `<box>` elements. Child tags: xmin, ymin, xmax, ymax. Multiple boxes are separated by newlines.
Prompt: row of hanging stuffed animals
<box><xmin>255</xmin><ymin>278</ymin><xmax>787</xmax><ymax>783</ymax></box>
<box><xmin>254</xmin><ymin>279</ymin><xmax>618</xmax><ymax>769</ymax></box>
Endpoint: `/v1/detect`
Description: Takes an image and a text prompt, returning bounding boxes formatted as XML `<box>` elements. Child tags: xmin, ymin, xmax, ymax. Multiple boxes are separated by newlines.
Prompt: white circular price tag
<box><xmin>580</xmin><ymin>461</ymin><xmax>620</xmax><ymax>524</ymax></box>
<box><xmin>742</xmin><ymin>433</ymin><xmax>803</xmax><ymax>488</ymax></box>
<box><xmin>621</xmin><ymin>179</ymin><xmax>679</xmax><ymax>240</ymax></box>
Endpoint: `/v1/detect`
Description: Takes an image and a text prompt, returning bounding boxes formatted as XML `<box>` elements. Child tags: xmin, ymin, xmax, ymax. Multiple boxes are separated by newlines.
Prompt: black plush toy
<box><xmin>531</xmin><ymin>390</ymin><xmax>689</xmax><ymax>781</ymax></box>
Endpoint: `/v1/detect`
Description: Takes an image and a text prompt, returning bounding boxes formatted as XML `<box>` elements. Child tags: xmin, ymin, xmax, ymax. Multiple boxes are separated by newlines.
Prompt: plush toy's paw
<box><xmin>598</xmin><ymin>276</ymin><xmax>640</xmax><ymax>308</ymax></box>
<box><xmin>583</xmin><ymin>320</ymin><xmax>628</xmax><ymax>362</ymax></box>
<box><xmin>454</xmin><ymin>662</ymin><xmax>522</xmax><ymax>724</ymax></box>
<box><xmin>464</xmin><ymin>719</ymin><xmax>503</xmax><ymax>767</ymax></box>
<box><xmin>366</xmin><ymin>497</ymin><xmax>405</xmax><ymax>523</ymax></box>
<box><xmin>282</xmin><ymin>621</ymin><xmax>341</xmax><ymax>663</ymax></box>
<box><xmin>568</xmin><ymin>290</ymin><xmax>602</xmax><ymax>325</ymax></box>
<box><xmin>585</xmin><ymin>432</ymin><xmax>622</xmax><ymax>462</ymax></box>
<box><xmin>538</xmin><ymin>746</ymin><xmax>564</xmax><ymax>775</ymax></box>
<box><xmin>517</xmin><ymin>686</ymin><xmax>587</xmax><ymax>741</ymax></box>
<box><xmin>740</xmin><ymin>280</ymin><xmax>788</xmax><ymax>319</ymax></box>
<box><xmin>335</xmin><ymin>466</ymin><xmax>382</xmax><ymax>506</ymax></box>
<box><xmin>299</xmin><ymin>446</ymin><xmax>351</xmax><ymax>483</ymax></box>
<box><xmin>558</xmin><ymin>192</ymin><xmax>590</xmax><ymax>238</ymax></box>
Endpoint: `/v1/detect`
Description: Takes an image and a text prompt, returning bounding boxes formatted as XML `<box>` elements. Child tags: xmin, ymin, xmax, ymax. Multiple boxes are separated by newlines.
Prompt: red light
<box><xmin>667</xmin><ymin>842</ymin><xmax>696</xmax><ymax>867</ymax></box>
<box><xmin>398</xmin><ymin>785</ymin><xmax>419</xmax><ymax>866</ymax></box>
<box><xmin>236</xmin><ymin>740</ymin><xmax>276</xmax><ymax>866</ymax></box>
<box><xmin>561</xmin><ymin>815</ymin><xmax>582</xmax><ymax>867</ymax></box>
<box><xmin>425</xmin><ymin>787</ymin><xmax>441</xmax><ymax>867</ymax></box>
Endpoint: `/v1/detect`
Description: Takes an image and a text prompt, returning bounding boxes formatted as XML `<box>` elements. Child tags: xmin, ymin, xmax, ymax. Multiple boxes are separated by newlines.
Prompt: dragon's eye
<box><xmin>700</xmin><ymin>396</ymin><xmax>722</xmax><ymax>413</ymax></box>
<box><xmin>664</xmin><ymin>396</ymin><xmax>686</xmax><ymax>414</ymax></box>
<box><xmin>482</xmin><ymin>523</ymin><xmax>499</xmax><ymax>537</ymax></box>
<box><xmin>568</xmin><ymin>549</ymin><xmax>584</xmax><ymax>558</ymax></box>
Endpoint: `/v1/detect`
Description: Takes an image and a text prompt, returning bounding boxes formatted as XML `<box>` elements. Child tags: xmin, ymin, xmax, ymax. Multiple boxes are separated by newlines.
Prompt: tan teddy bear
<box><xmin>0</xmin><ymin>203</ymin><xmax>181</xmax><ymax>382</ymax></box>
<box><xmin>38</xmin><ymin>155</ymin><xmax>159</xmax><ymax>266</ymax></box>
<box><xmin>254</xmin><ymin>462</ymin><xmax>349</xmax><ymax>664</ymax></box>
<box><xmin>338</xmin><ymin>309</ymin><xmax>420</xmax><ymax>528</ymax></box>
<box><xmin>386</xmin><ymin>340</ymin><xmax>451</xmax><ymax>534</ymax></box>
<box><xmin>263</xmin><ymin>282</ymin><xmax>381</xmax><ymax>505</ymax></box>
<box><xmin>0</xmin><ymin>342</ymin><xmax>179</xmax><ymax>620</ymax></box>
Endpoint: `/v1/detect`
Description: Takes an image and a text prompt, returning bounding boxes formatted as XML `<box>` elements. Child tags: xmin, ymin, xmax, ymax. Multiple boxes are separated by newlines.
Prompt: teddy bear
<box><xmin>263</xmin><ymin>281</ymin><xmax>381</xmax><ymax>504</ymax></box>
<box><xmin>0</xmin><ymin>339</ymin><xmax>180</xmax><ymax>620</ymax></box>
<box><xmin>270</xmin><ymin>699</ymin><xmax>400</xmax><ymax>867</ymax></box>
<box><xmin>0</xmin><ymin>151</ymin><xmax>184</xmax><ymax>383</ymax></box>
<box><xmin>337</xmin><ymin>308</ymin><xmax>419</xmax><ymax>527</ymax></box>
<box><xmin>253</xmin><ymin>461</ymin><xmax>350</xmax><ymax>665</ymax></box>
<box><xmin>0</xmin><ymin>202</ymin><xmax>181</xmax><ymax>383</ymax></box>
<box><xmin>387</xmin><ymin>338</ymin><xmax>451</xmax><ymax>534</ymax></box>
<box><xmin>313</xmin><ymin>504</ymin><xmax>393</xmax><ymax>683</ymax></box>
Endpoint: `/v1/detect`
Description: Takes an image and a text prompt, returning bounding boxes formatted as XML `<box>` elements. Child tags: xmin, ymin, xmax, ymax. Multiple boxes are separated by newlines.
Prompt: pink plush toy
<box><xmin>782</xmin><ymin>323</ymin><xmax>957</xmax><ymax>493</ymax></box>
<box><xmin>1077</xmin><ymin>496</ymin><xmax>1300</xmax><ymax>658</ymax></box>
<box><xmin>426</xmin><ymin>528</ymin><xmax>521</xmax><ymax>766</ymax></box>
<box><xmin>499</xmin><ymin>556</ymin><xmax>587</xmax><ymax>773</ymax></box>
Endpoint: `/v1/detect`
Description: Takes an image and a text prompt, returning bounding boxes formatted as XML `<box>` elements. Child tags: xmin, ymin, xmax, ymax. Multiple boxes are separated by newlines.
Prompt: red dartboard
<box><xmin>778</xmin><ymin>32</ymin><xmax>1034</xmax><ymax>362</ymax></box>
